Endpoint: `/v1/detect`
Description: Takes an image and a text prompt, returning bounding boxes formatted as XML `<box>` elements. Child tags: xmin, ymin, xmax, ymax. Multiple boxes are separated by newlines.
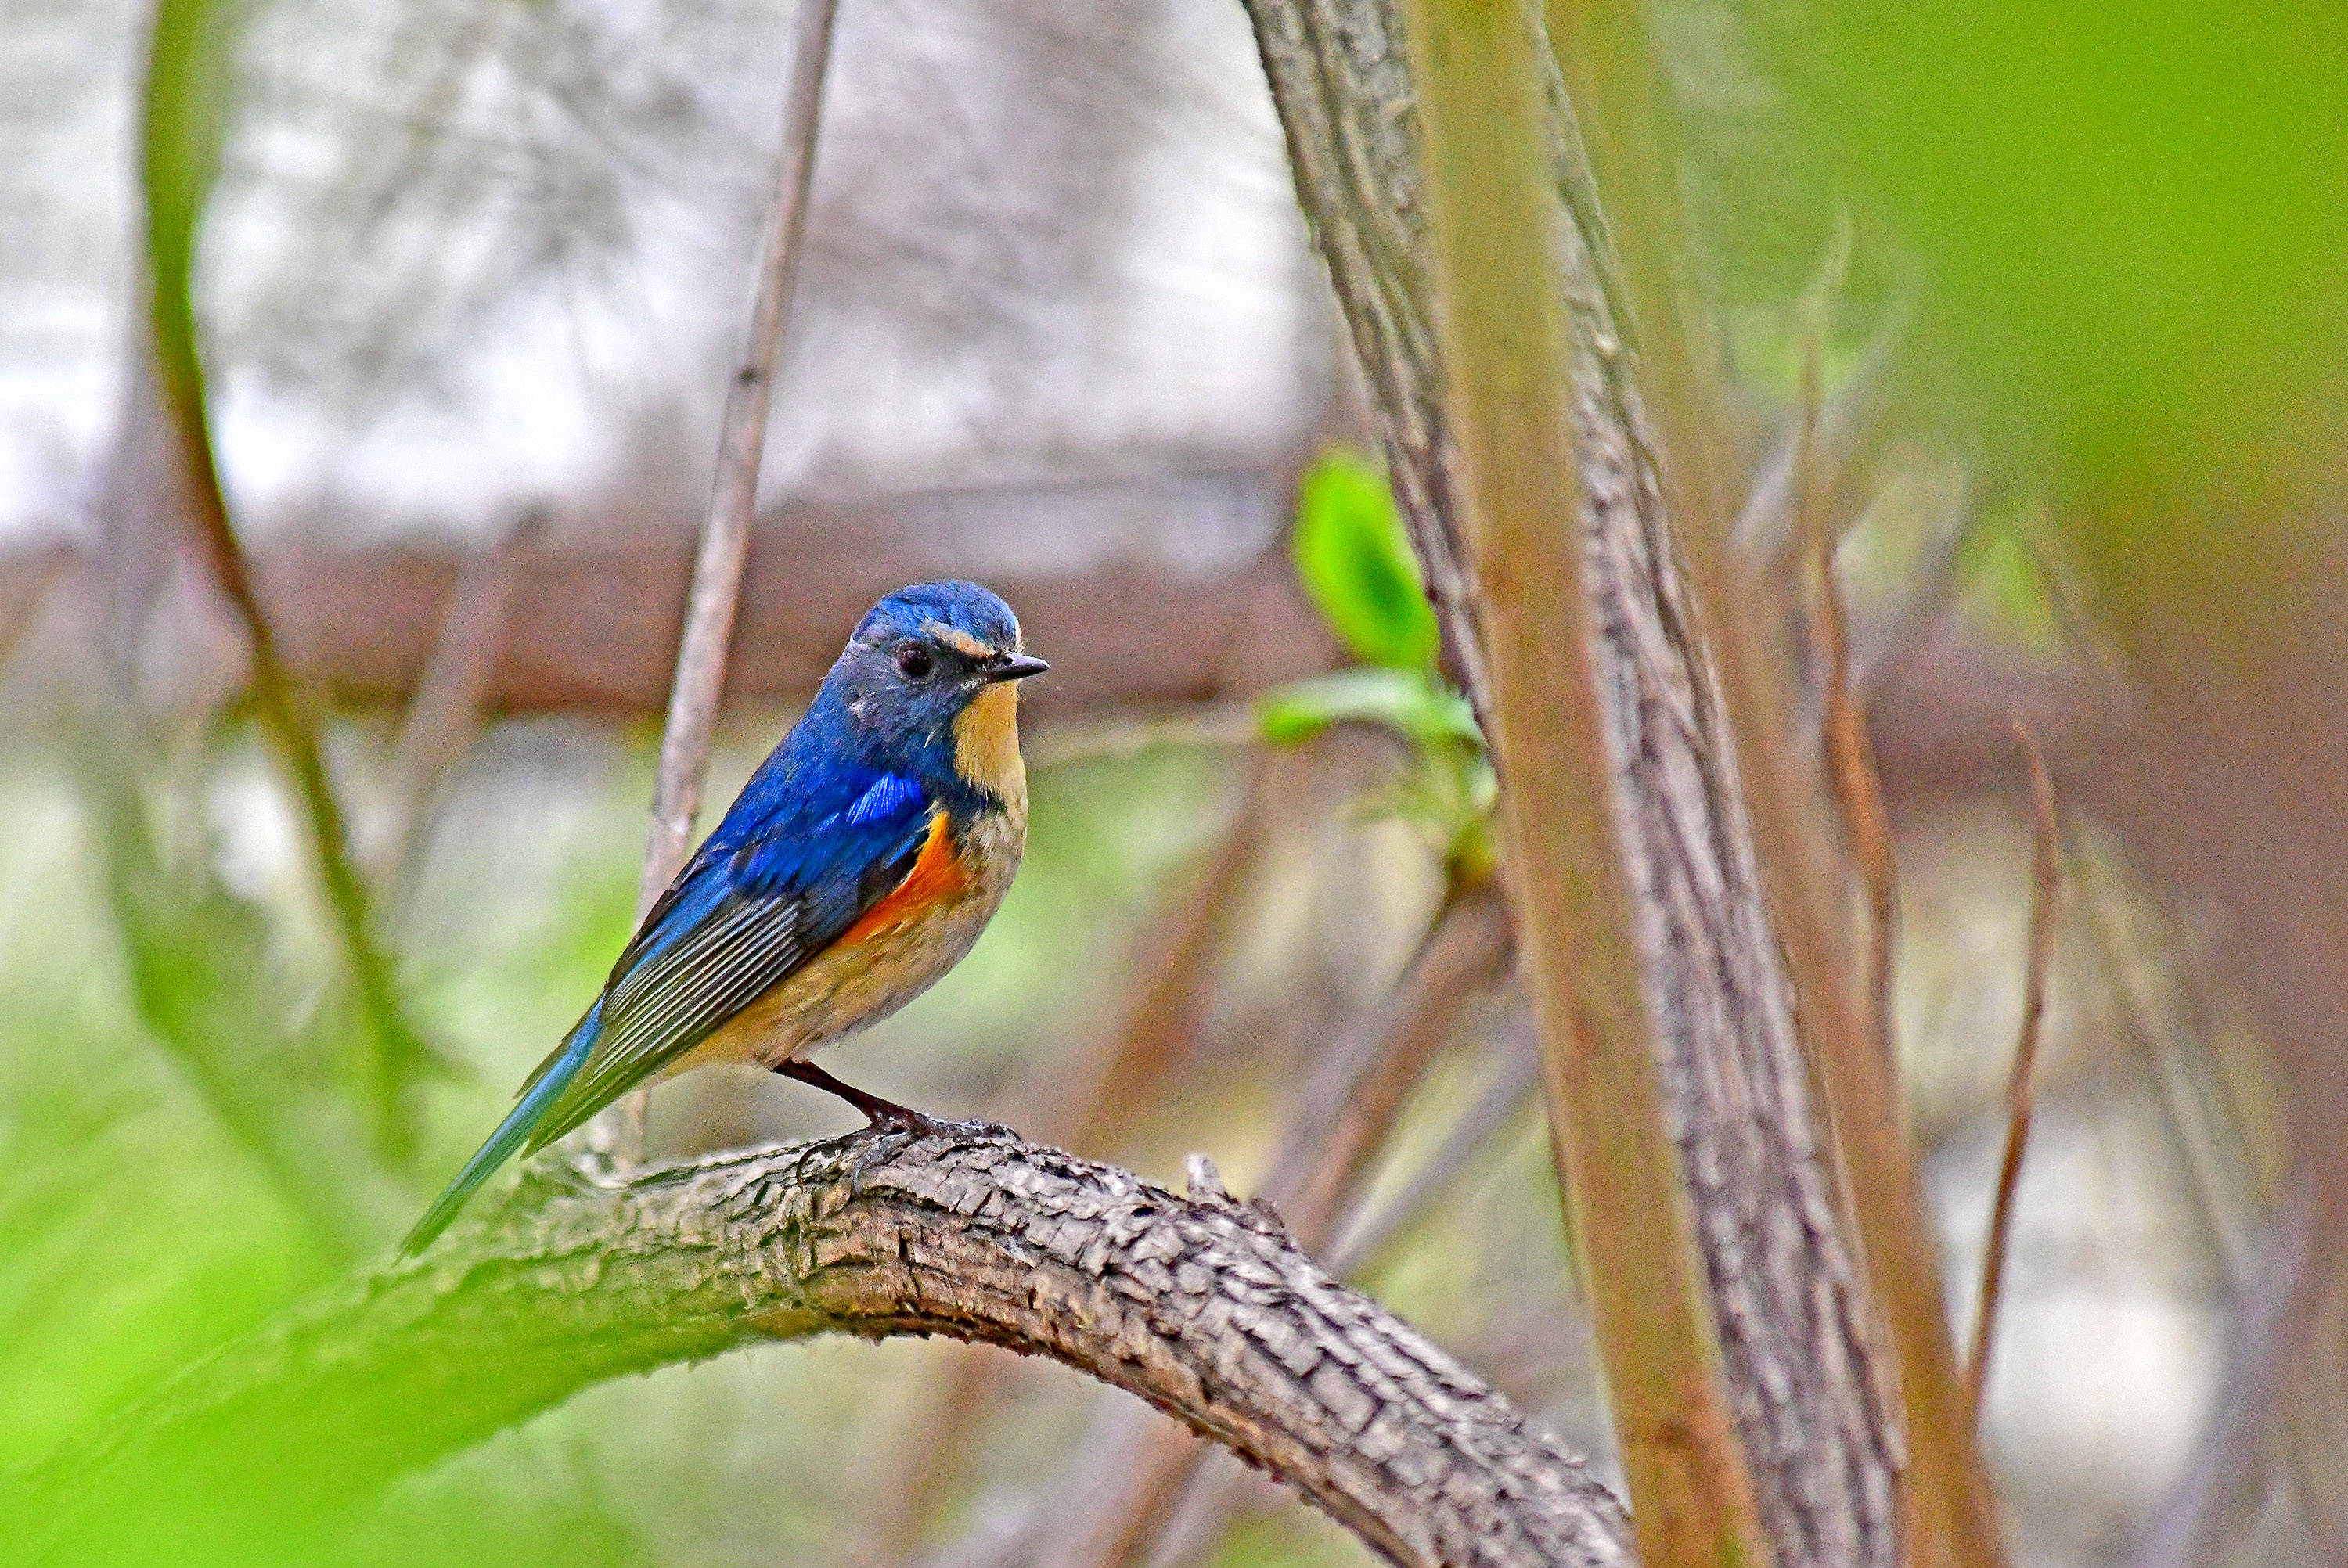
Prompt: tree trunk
<box><xmin>1238</xmin><ymin>2</ymin><xmax>1917</xmax><ymax>1563</ymax></box>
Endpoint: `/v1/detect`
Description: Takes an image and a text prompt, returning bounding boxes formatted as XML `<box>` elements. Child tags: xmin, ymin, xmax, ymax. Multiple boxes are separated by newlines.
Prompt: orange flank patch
<box><xmin>841</xmin><ymin>810</ymin><xmax>967</xmax><ymax>945</ymax></box>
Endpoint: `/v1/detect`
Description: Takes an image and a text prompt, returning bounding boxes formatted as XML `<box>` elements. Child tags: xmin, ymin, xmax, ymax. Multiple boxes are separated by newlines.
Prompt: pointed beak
<box><xmin>984</xmin><ymin>653</ymin><xmax>1050</xmax><ymax>684</ymax></box>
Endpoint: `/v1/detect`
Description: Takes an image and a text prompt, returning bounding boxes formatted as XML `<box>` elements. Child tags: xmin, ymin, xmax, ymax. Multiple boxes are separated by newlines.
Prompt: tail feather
<box><xmin>398</xmin><ymin>1002</ymin><xmax>602</xmax><ymax>1257</ymax></box>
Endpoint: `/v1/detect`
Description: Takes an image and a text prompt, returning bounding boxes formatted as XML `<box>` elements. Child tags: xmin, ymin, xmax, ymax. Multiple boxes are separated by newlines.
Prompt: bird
<box><xmin>399</xmin><ymin>580</ymin><xmax>1047</xmax><ymax>1257</ymax></box>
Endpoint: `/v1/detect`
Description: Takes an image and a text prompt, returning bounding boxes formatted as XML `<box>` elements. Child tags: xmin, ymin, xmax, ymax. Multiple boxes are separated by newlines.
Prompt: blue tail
<box><xmin>398</xmin><ymin>1002</ymin><xmax>603</xmax><ymax>1257</ymax></box>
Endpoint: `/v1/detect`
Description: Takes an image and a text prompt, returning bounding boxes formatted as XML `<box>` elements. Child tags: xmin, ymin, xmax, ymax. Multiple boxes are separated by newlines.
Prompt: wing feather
<box><xmin>518</xmin><ymin>803</ymin><xmax>932</xmax><ymax>1152</ymax></box>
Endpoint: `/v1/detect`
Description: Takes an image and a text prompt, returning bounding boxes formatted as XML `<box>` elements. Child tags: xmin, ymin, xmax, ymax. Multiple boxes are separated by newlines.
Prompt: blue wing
<box><xmin>399</xmin><ymin>768</ymin><xmax>931</xmax><ymax>1256</ymax></box>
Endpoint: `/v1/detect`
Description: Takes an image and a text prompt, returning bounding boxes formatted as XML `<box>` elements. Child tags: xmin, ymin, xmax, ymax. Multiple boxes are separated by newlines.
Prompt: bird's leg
<box><xmin>769</xmin><ymin>1058</ymin><xmax>1018</xmax><ymax>1142</ymax></box>
<box><xmin>761</xmin><ymin>1061</ymin><xmax>1000</xmax><ymax>1131</ymax></box>
<box><xmin>772</xmin><ymin>1056</ymin><xmax>930</xmax><ymax>1129</ymax></box>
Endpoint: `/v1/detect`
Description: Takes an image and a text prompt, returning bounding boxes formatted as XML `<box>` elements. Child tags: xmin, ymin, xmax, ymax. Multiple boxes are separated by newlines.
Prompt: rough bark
<box><xmin>1239</xmin><ymin>3</ymin><xmax>1903</xmax><ymax>1563</ymax></box>
<box><xmin>25</xmin><ymin>1131</ymin><xmax>1630</xmax><ymax>1568</ymax></box>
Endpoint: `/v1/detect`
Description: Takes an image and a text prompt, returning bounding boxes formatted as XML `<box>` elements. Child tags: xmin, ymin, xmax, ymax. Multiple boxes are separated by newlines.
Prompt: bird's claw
<box><xmin>914</xmin><ymin>1113</ymin><xmax>1021</xmax><ymax>1142</ymax></box>
<box><xmin>844</xmin><ymin>1121</ymin><xmax>920</xmax><ymax>1194</ymax></box>
<box><xmin>863</xmin><ymin>1108</ymin><xmax>1018</xmax><ymax>1143</ymax></box>
<box><xmin>840</xmin><ymin>1111</ymin><xmax>1019</xmax><ymax>1195</ymax></box>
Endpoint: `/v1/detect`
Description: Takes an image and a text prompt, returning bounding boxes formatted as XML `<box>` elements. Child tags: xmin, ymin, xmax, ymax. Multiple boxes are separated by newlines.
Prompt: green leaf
<box><xmin>1256</xmin><ymin>668</ymin><xmax>1481</xmax><ymax>748</ymax></box>
<box><xmin>1293</xmin><ymin>450</ymin><xmax>1441</xmax><ymax>670</ymax></box>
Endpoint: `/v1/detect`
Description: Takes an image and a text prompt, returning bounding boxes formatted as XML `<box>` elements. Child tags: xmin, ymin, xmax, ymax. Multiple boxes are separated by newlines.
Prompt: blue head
<box><xmin>813</xmin><ymin>581</ymin><xmax>1046</xmax><ymax>803</ymax></box>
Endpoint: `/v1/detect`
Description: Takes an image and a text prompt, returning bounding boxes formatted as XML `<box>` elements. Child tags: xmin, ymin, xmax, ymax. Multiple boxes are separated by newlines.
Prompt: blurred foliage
<box><xmin>1257</xmin><ymin>668</ymin><xmax>1478</xmax><ymax>750</ymax></box>
<box><xmin>1718</xmin><ymin>0</ymin><xmax>2348</xmax><ymax>494</ymax></box>
<box><xmin>0</xmin><ymin>721</ymin><xmax>1283</xmax><ymax>1566</ymax></box>
<box><xmin>0</xmin><ymin>766</ymin><xmax>312</xmax><ymax>1468</ymax></box>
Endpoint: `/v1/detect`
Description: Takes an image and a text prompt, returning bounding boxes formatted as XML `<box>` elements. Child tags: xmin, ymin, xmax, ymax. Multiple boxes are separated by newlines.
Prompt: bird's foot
<box><xmin>868</xmin><ymin>1107</ymin><xmax>1020</xmax><ymax>1143</ymax></box>
<box><xmin>841</xmin><ymin>1109</ymin><xmax>1020</xmax><ymax>1193</ymax></box>
<box><xmin>771</xmin><ymin>1059</ymin><xmax>1015</xmax><ymax>1192</ymax></box>
<box><xmin>843</xmin><ymin>1120</ymin><xmax>920</xmax><ymax>1193</ymax></box>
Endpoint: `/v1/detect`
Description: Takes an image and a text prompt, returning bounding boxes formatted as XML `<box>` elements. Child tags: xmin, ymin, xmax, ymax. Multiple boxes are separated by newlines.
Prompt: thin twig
<box><xmin>604</xmin><ymin>0</ymin><xmax>844</xmax><ymax>1160</ymax></box>
<box><xmin>369</xmin><ymin>510</ymin><xmax>546</xmax><ymax>915</ymax></box>
<box><xmin>1731</xmin><ymin>300</ymin><xmax>1912</xmax><ymax>570</ymax></box>
<box><xmin>1803</xmin><ymin>299</ymin><xmax>1901</xmax><ymax>1076</ymax></box>
<box><xmin>1327</xmin><ymin>1016</ymin><xmax>1540</xmax><ymax>1273</ymax></box>
<box><xmin>1968</xmin><ymin>721</ymin><xmax>2060</xmax><ymax>1423</ymax></box>
<box><xmin>1794</xmin><ymin>477</ymin><xmax>1989</xmax><ymax>764</ymax></box>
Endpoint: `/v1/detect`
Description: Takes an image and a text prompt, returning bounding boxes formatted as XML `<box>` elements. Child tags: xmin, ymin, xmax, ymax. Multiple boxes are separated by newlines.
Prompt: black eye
<box><xmin>895</xmin><ymin>644</ymin><xmax>935</xmax><ymax>680</ymax></box>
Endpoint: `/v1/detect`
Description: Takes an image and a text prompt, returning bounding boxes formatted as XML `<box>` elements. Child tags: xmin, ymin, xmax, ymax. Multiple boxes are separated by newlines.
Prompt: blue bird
<box><xmin>400</xmin><ymin>581</ymin><xmax>1046</xmax><ymax>1257</ymax></box>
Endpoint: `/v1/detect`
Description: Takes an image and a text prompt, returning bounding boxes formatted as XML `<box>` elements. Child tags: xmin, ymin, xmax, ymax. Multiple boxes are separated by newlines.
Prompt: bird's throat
<box><xmin>952</xmin><ymin>682</ymin><xmax>1026</xmax><ymax>812</ymax></box>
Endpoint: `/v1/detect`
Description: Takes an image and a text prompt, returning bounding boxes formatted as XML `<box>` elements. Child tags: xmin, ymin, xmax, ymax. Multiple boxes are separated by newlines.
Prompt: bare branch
<box><xmin>607</xmin><ymin>0</ymin><xmax>843</xmax><ymax>1158</ymax></box>
<box><xmin>0</xmin><ymin>503</ymin><xmax>1336</xmax><ymax>729</ymax></box>
<box><xmin>23</xmin><ymin>1133</ymin><xmax>1632</xmax><ymax>1568</ymax></box>
<box><xmin>1965</xmin><ymin>725</ymin><xmax>2059</xmax><ymax>1421</ymax></box>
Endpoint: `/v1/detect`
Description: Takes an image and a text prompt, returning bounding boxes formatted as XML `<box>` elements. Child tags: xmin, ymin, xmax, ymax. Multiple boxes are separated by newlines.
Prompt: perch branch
<box><xmin>871</xmin><ymin>764</ymin><xmax>1280</xmax><ymax>1562</ymax></box>
<box><xmin>27</xmin><ymin>1132</ymin><xmax>1630</xmax><ymax>1568</ymax></box>
<box><xmin>1125</xmin><ymin>1011</ymin><xmax>1547</xmax><ymax>1568</ymax></box>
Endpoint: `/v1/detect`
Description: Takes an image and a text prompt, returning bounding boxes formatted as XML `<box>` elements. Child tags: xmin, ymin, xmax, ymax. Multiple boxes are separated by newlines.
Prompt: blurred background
<box><xmin>3</xmin><ymin>0</ymin><xmax>2344</xmax><ymax>1565</ymax></box>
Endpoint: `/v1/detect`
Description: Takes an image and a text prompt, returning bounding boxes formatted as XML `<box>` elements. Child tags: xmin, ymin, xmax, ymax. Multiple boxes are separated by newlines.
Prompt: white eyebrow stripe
<box><xmin>920</xmin><ymin>620</ymin><xmax>995</xmax><ymax>660</ymax></box>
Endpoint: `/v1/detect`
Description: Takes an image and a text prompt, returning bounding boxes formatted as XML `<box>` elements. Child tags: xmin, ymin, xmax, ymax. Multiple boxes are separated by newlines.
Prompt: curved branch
<box><xmin>27</xmin><ymin>1131</ymin><xmax>1629</xmax><ymax>1568</ymax></box>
